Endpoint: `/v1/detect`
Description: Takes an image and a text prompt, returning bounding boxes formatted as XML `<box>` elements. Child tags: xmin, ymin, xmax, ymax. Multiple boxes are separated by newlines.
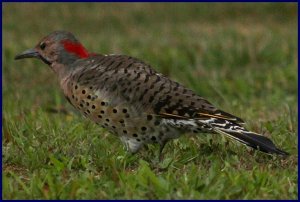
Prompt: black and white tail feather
<box><xmin>204</xmin><ymin>118</ymin><xmax>288</xmax><ymax>155</ymax></box>
<box><xmin>164</xmin><ymin>117</ymin><xmax>288</xmax><ymax>156</ymax></box>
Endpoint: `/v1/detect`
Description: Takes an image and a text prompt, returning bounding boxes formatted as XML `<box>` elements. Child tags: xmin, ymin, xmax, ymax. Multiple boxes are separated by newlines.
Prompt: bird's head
<box><xmin>15</xmin><ymin>30</ymin><xmax>90</xmax><ymax>67</ymax></box>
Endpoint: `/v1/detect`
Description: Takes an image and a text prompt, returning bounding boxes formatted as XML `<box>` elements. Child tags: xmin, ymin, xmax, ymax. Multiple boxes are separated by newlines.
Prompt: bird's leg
<box><xmin>143</xmin><ymin>144</ymin><xmax>150</xmax><ymax>151</ymax></box>
<box><xmin>158</xmin><ymin>141</ymin><xmax>167</xmax><ymax>162</ymax></box>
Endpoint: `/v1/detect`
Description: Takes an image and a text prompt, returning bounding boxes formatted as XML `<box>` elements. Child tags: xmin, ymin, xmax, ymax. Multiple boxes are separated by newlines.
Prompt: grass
<box><xmin>2</xmin><ymin>3</ymin><xmax>298</xmax><ymax>199</ymax></box>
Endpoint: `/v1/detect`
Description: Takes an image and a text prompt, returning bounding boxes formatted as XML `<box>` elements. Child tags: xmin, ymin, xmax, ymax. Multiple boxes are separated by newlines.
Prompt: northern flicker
<box><xmin>15</xmin><ymin>31</ymin><xmax>288</xmax><ymax>158</ymax></box>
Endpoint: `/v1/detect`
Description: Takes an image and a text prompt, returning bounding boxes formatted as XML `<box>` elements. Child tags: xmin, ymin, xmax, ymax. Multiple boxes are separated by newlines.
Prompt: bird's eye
<box><xmin>40</xmin><ymin>42</ymin><xmax>46</xmax><ymax>50</ymax></box>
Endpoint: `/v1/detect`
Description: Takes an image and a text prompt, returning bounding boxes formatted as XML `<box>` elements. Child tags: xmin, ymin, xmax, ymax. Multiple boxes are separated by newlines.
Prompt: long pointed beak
<box><xmin>15</xmin><ymin>48</ymin><xmax>39</xmax><ymax>60</ymax></box>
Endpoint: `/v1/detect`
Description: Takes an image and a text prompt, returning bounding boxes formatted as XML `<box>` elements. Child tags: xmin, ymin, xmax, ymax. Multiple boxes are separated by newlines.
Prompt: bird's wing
<box><xmin>114</xmin><ymin>56</ymin><xmax>244</xmax><ymax>124</ymax></box>
<box><xmin>148</xmin><ymin>77</ymin><xmax>245</xmax><ymax>125</ymax></box>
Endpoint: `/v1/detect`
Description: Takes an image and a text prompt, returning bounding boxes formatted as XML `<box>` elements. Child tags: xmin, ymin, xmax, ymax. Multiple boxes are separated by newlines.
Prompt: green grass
<box><xmin>2</xmin><ymin>3</ymin><xmax>298</xmax><ymax>199</ymax></box>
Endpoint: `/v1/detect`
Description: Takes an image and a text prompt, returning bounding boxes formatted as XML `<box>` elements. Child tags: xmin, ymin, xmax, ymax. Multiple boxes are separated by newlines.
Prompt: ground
<box><xmin>2</xmin><ymin>3</ymin><xmax>298</xmax><ymax>199</ymax></box>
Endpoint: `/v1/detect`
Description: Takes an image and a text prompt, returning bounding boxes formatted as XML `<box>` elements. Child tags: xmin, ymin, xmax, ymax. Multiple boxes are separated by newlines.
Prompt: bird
<box><xmin>15</xmin><ymin>30</ymin><xmax>288</xmax><ymax>159</ymax></box>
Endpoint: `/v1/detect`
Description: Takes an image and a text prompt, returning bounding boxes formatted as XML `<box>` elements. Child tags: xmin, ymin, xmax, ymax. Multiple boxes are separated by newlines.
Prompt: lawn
<box><xmin>2</xmin><ymin>3</ymin><xmax>298</xmax><ymax>199</ymax></box>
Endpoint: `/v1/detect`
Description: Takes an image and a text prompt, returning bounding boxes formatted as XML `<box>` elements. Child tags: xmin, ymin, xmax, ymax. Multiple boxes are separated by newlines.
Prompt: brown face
<box><xmin>15</xmin><ymin>31</ymin><xmax>90</xmax><ymax>66</ymax></box>
<box><xmin>15</xmin><ymin>36</ymin><xmax>58</xmax><ymax>65</ymax></box>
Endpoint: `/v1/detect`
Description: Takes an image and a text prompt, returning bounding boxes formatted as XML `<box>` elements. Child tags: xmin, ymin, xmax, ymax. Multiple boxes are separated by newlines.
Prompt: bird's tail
<box><xmin>208</xmin><ymin>119</ymin><xmax>289</xmax><ymax>156</ymax></box>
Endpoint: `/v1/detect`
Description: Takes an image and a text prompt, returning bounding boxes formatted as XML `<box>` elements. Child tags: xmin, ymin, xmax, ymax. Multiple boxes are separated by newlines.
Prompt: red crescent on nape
<box><xmin>61</xmin><ymin>40</ymin><xmax>89</xmax><ymax>58</ymax></box>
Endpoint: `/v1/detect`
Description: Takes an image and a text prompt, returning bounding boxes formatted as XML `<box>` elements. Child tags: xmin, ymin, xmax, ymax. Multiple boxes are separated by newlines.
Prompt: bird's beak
<box><xmin>14</xmin><ymin>48</ymin><xmax>39</xmax><ymax>60</ymax></box>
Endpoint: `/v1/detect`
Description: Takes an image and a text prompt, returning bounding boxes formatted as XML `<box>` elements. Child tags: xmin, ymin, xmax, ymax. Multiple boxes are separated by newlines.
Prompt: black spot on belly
<box><xmin>154</xmin><ymin>120</ymin><xmax>160</xmax><ymax>126</ymax></box>
<box><xmin>147</xmin><ymin>115</ymin><xmax>153</xmax><ymax>121</ymax></box>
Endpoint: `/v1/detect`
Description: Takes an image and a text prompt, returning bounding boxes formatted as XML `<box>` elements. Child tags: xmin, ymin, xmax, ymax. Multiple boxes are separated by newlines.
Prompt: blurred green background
<box><xmin>2</xmin><ymin>3</ymin><xmax>298</xmax><ymax>199</ymax></box>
